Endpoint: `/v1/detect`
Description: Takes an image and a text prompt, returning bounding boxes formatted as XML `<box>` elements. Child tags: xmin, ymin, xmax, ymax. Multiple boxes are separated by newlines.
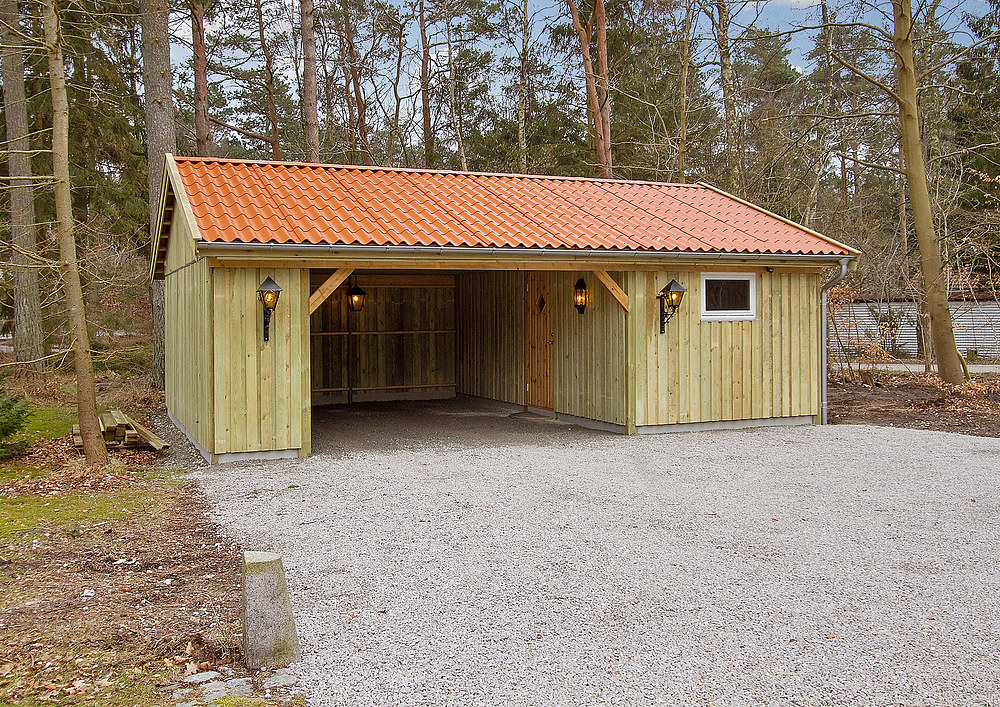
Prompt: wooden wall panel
<box><xmin>628</xmin><ymin>270</ymin><xmax>822</xmax><ymax>427</ymax></box>
<box><xmin>164</xmin><ymin>215</ymin><xmax>214</xmax><ymax>452</ymax></box>
<box><xmin>211</xmin><ymin>267</ymin><xmax>310</xmax><ymax>455</ymax></box>
<box><xmin>455</xmin><ymin>272</ymin><xmax>525</xmax><ymax>405</ymax></box>
<box><xmin>552</xmin><ymin>272</ymin><xmax>626</xmax><ymax>425</ymax></box>
<box><xmin>310</xmin><ymin>278</ymin><xmax>455</xmax><ymax>401</ymax></box>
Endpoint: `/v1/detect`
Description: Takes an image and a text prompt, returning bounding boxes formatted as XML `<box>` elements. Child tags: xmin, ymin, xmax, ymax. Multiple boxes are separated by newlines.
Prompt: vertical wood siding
<box><xmin>627</xmin><ymin>270</ymin><xmax>821</xmax><ymax>426</ymax></box>
<box><xmin>310</xmin><ymin>281</ymin><xmax>456</xmax><ymax>401</ymax></box>
<box><xmin>455</xmin><ymin>272</ymin><xmax>525</xmax><ymax>405</ymax></box>
<box><xmin>211</xmin><ymin>267</ymin><xmax>310</xmax><ymax>455</ymax></box>
<box><xmin>552</xmin><ymin>272</ymin><xmax>626</xmax><ymax>425</ymax></box>
<box><xmin>164</xmin><ymin>217</ymin><xmax>213</xmax><ymax>451</ymax></box>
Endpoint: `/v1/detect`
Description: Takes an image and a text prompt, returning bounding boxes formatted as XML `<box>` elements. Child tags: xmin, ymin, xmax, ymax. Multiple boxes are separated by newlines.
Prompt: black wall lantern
<box><xmin>657</xmin><ymin>279</ymin><xmax>685</xmax><ymax>333</ymax></box>
<box><xmin>573</xmin><ymin>278</ymin><xmax>588</xmax><ymax>314</ymax></box>
<box><xmin>257</xmin><ymin>276</ymin><xmax>282</xmax><ymax>342</ymax></box>
<box><xmin>348</xmin><ymin>284</ymin><xmax>367</xmax><ymax>312</ymax></box>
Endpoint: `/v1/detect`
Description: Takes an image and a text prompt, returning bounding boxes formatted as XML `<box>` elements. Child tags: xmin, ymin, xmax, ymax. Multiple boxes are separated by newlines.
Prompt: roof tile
<box><xmin>172</xmin><ymin>157</ymin><xmax>851</xmax><ymax>257</ymax></box>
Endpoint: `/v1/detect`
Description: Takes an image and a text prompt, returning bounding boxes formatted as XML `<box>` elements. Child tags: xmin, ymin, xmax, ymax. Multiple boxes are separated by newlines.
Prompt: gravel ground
<box><xmin>192</xmin><ymin>398</ymin><xmax>1000</xmax><ymax>706</ymax></box>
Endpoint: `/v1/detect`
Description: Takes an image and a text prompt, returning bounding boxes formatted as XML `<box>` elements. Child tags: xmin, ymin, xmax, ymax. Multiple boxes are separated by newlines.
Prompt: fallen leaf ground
<box><xmin>0</xmin><ymin>465</ymin><xmax>258</xmax><ymax>705</ymax></box>
<box><xmin>828</xmin><ymin>372</ymin><xmax>1000</xmax><ymax>437</ymax></box>
<box><xmin>0</xmin><ymin>373</ymin><xmax>302</xmax><ymax>706</ymax></box>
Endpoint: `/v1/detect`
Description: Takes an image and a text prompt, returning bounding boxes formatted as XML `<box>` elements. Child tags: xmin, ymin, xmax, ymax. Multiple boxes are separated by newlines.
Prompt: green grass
<box><xmin>0</xmin><ymin>463</ymin><xmax>48</xmax><ymax>483</ymax></box>
<box><xmin>0</xmin><ymin>487</ymin><xmax>156</xmax><ymax>544</ymax></box>
<box><xmin>16</xmin><ymin>404</ymin><xmax>76</xmax><ymax>443</ymax></box>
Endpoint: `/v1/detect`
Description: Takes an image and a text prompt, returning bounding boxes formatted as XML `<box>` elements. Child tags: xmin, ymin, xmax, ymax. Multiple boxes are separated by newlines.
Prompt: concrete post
<box><xmin>242</xmin><ymin>551</ymin><xmax>301</xmax><ymax>670</ymax></box>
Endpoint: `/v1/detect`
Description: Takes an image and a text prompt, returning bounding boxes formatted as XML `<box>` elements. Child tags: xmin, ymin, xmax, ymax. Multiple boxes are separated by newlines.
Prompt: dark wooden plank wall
<box><xmin>455</xmin><ymin>272</ymin><xmax>526</xmax><ymax>405</ymax></box>
<box><xmin>310</xmin><ymin>274</ymin><xmax>456</xmax><ymax>402</ymax></box>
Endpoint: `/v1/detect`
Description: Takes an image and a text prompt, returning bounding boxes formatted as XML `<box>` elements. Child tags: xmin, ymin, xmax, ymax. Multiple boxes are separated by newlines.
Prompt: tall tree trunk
<box><xmin>42</xmin><ymin>0</ymin><xmax>108</xmax><ymax>465</ymax></box>
<box><xmin>516</xmin><ymin>0</ymin><xmax>529</xmax><ymax>173</ymax></box>
<box><xmin>804</xmin><ymin>0</ymin><xmax>834</xmax><ymax>226</ymax></box>
<box><xmin>253</xmin><ymin>0</ymin><xmax>282</xmax><ymax>159</ymax></box>
<box><xmin>340</xmin><ymin>1</ymin><xmax>371</xmax><ymax>164</ymax></box>
<box><xmin>892</xmin><ymin>0</ymin><xmax>965</xmax><ymax>384</ymax></box>
<box><xmin>1</xmin><ymin>0</ymin><xmax>45</xmax><ymax>372</ymax></box>
<box><xmin>301</xmin><ymin>0</ymin><xmax>319</xmax><ymax>161</ymax></box>
<box><xmin>386</xmin><ymin>17</ymin><xmax>406</xmax><ymax>166</ymax></box>
<box><xmin>141</xmin><ymin>0</ymin><xmax>176</xmax><ymax>389</ymax></box>
<box><xmin>419</xmin><ymin>0</ymin><xmax>434</xmax><ymax>168</ymax></box>
<box><xmin>594</xmin><ymin>0</ymin><xmax>610</xmax><ymax>174</ymax></box>
<box><xmin>676</xmin><ymin>0</ymin><xmax>693</xmax><ymax>181</ymax></box>
<box><xmin>340</xmin><ymin>44</ymin><xmax>357</xmax><ymax>156</ymax></box>
<box><xmin>445</xmin><ymin>20</ymin><xmax>467</xmax><ymax>170</ymax></box>
<box><xmin>191</xmin><ymin>0</ymin><xmax>210</xmax><ymax>155</ymax></box>
<box><xmin>567</xmin><ymin>0</ymin><xmax>611</xmax><ymax>177</ymax></box>
<box><xmin>898</xmin><ymin>142</ymin><xmax>909</xmax><ymax>281</ymax></box>
<box><xmin>710</xmin><ymin>0</ymin><xmax>739</xmax><ymax>192</ymax></box>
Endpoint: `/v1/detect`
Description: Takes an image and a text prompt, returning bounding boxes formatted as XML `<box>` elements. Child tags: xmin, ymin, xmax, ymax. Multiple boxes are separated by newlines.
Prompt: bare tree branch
<box><xmin>832</xmin><ymin>51</ymin><xmax>903</xmax><ymax>106</ymax></box>
<box><xmin>836</xmin><ymin>151</ymin><xmax>906</xmax><ymax>175</ymax></box>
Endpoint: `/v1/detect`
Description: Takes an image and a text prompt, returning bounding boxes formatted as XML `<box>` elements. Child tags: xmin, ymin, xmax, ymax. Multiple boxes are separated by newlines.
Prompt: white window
<box><xmin>701</xmin><ymin>273</ymin><xmax>756</xmax><ymax>321</ymax></box>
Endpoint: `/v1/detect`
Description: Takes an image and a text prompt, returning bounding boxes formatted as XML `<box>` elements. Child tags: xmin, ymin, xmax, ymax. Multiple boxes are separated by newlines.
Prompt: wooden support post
<box><xmin>592</xmin><ymin>270</ymin><xmax>629</xmax><ymax>312</ymax></box>
<box><xmin>308</xmin><ymin>267</ymin><xmax>353</xmax><ymax>314</ymax></box>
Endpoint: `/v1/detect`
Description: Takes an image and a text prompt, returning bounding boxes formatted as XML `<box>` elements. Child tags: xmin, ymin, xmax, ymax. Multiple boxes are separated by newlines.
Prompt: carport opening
<box><xmin>309</xmin><ymin>268</ymin><xmax>563</xmax><ymax>449</ymax></box>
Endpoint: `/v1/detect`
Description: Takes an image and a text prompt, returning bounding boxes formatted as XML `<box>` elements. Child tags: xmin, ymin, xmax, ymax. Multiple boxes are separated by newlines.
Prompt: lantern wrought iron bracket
<box><xmin>657</xmin><ymin>279</ymin><xmax>686</xmax><ymax>333</ymax></box>
<box><xmin>258</xmin><ymin>276</ymin><xmax>282</xmax><ymax>342</ymax></box>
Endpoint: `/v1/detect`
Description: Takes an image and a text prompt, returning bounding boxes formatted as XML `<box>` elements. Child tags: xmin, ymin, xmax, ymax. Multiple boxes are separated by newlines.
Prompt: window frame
<box><xmin>701</xmin><ymin>273</ymin><xmax>757</xmax><ymax>321</ymax></box>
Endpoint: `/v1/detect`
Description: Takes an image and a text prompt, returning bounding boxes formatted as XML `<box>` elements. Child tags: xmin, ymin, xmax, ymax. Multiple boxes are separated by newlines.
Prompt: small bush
<box><xmin>0</xmin><ymin>395</ymin><xmax>32</xmax><ymax>443</ymax></box>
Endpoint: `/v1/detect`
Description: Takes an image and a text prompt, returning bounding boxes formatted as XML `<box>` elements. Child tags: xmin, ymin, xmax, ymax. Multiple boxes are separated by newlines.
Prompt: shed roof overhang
<box><xmin>196</xmin><ymin>240</ymin><xmax>856</xmax><ymax>272</ymax></box>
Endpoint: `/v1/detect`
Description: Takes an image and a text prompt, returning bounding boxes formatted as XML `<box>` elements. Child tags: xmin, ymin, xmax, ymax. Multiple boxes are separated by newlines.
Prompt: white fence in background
<box><xmin>830</xmin><ymin>300</ymin><xmax>1000</xmax><ymax>360</ymax></box>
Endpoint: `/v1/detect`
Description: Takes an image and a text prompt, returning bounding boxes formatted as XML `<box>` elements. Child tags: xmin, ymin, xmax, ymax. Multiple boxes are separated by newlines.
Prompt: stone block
<box><xmin>242</xmin><ymin>551</ymin><xmax>301</xmax><ymax>670</ymax></box>
<box><xmin>226</xmin><ymin>677</ymin><xmax>253</xmax><ymax>697</ymax></box>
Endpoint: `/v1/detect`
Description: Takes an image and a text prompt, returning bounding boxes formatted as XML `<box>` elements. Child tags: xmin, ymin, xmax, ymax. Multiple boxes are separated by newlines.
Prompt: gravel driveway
<box><xmin>193</xmin><ymin>399</ymin><xmax>1000</xmax><ymax>706</ymax></box>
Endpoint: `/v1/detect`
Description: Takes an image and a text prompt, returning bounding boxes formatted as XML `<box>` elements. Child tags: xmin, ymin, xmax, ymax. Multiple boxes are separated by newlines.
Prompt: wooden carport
<box><xmin>151</xmin><ymin>155</ymin><xmax>857</xmax><ymax>463</ymax></box>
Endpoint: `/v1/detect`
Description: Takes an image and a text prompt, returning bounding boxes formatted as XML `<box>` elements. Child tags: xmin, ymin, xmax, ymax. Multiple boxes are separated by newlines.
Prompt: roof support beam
<box><xmin>308</xmin><ymin>267</ymin><xmax>353</xmax><ymax>314</ymax></box>
<box><xmin>593</xmin><ymin>270</ymin><xmax>629</xmax><ymax>312</ymax></box>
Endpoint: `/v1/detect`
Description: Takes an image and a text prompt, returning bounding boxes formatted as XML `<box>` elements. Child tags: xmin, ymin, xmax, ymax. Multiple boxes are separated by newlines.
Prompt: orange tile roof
<box><xmin>168</xmin><ymin>156</ymin><xmax>853</xmax><ymax>257</ymax></box>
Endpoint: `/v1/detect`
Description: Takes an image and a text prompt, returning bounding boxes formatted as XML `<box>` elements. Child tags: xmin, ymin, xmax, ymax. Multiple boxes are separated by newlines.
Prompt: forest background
<box><xmin>3</xmin><ymin>0</ymin><xmax>1000</xmax><ymax>393</ymax></box>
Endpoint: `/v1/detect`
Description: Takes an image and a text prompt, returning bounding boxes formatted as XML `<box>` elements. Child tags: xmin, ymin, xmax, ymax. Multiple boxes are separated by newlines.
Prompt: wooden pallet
<box><xmin>73</xmin><ymin>409</ymin><xmax>169</xmax><ymax>451</ymax></box>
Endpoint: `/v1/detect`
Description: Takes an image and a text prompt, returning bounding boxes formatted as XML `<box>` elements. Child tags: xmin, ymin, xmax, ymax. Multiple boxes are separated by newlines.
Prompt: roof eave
<box><xmin>149</xmin><ymin>154</ymin><xmax>205</xmax><ymax>281</ymax></box>
<box><xmin>147</xmin><ymin>156</ymin><xmax>174</xmax><ymax>281</ymax></box>
<box><xmin>196</xmin><ymin>241</ymin><xmax>856</xmax><ymax>265</ymax></box>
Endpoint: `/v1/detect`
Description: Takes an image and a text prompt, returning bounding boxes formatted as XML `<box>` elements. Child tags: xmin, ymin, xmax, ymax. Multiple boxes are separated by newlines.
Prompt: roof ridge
<box><xmin>171</xmin><ymin>155</ymin><xmax>700</xmax><ymax>188</ymax></box>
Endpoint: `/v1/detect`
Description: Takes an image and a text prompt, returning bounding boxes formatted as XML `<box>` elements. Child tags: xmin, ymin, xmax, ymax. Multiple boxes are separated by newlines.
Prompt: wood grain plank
<box><xmin>593</xmin><ymin>269</ymin><xmax>629</xmax><ymax>312</ymax></box>
<box><xmin>308</xmin><ymin>267</ymin><xmax>353</xmax><ymax>314</ymax></box>
<box><xmin>781</xmin><ymin>276</ymin><xmax>792</xmax><ymax>417</ymax></box>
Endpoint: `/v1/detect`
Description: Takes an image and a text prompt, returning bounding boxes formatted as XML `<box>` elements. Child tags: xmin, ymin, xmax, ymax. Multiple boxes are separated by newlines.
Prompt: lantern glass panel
<box><xmin>348</xmin><ymin>285</ymin><xmax>366</xmax><ymax>312</ymax></box>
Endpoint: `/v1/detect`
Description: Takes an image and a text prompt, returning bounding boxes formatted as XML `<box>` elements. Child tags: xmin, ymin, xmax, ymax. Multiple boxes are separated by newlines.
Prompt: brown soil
<box><xmin>828</xmin><ymin>373</ymin><xmax>1000</xmax><ymax>438</ymax></box>
<box><xmin>0</xmin><ymin>472</ymin><xmax>253</xmax><ymax>703</ymax></box>
<box><xmin>0</xmin><ymin>408</ymin><xmax>296</xmax><ymax>704</ymax></box>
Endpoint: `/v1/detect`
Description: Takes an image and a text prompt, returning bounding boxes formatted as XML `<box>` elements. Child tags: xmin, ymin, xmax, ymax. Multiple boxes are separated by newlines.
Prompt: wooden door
<box><xmin>525</xmin><ymin>272</ymin><xmax>553</xmax><ymax>409</ymax></box>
